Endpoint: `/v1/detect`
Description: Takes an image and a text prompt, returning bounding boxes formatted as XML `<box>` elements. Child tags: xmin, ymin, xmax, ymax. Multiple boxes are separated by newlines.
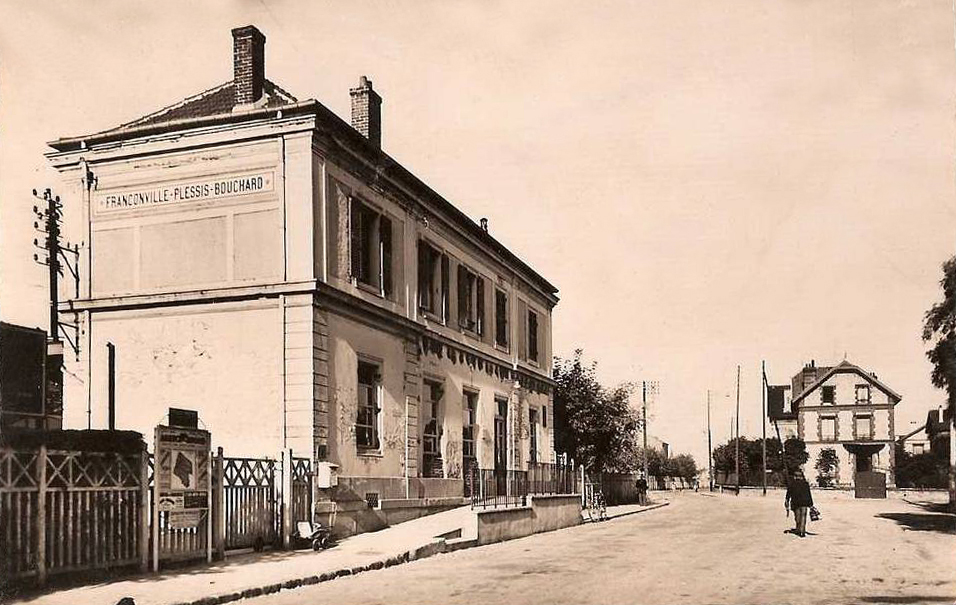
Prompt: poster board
<box><xmin>153</xmin><ymin>423</ymin><xmax>212</xmax><ymax>569</ymax></box>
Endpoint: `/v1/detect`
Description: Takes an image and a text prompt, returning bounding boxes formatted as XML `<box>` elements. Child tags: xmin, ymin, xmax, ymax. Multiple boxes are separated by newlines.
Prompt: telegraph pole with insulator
<box><xmin>32</xmin><ymin>188</ymin><xmax>79</xmax><ymax>349</ymax></box>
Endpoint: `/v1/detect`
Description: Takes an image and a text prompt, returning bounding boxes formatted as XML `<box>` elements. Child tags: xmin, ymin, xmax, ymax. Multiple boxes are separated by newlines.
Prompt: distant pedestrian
<box><xmin>636</xmin><ymin>474</ymin><xmax>648</xmax><ymax>506</ymax></box>
<box><xmin>784</xmin><ymin>469</ymin><xmax>814</xmax><ymax>538</ymax></box>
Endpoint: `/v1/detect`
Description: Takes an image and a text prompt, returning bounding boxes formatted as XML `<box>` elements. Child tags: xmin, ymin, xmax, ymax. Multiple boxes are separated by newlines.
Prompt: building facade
<box><xmin>46</xmin><ymin>26</ymin><xmax>558</xmax><ymax>528</ymax></box>
<box><xmin>774</xmin><ymin>360</ymin><xmax>900</xmax><ymax>487</ymax></box>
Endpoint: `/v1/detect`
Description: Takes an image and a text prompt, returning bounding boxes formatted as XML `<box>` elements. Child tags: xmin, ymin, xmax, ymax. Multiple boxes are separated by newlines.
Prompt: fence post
<box><xmin>580</xmin><ymin>465</ymin><xmax>586</xmax><ymax>507</ymax></box>
<box><xmin>139</xmin><ymin>449</ymin><xmax>149</xmax><ymax>572</ymax></box>
<box><xmin>36</xmin><ymin>444</ymin><xmax>47</xmax><ymax>586</ymax></box>
<box><xmin>213</xmin><ymin>447</ymin><xmax>225</xmax><ymax>561</ymax></box>
<box><xmin>282</xmin><ymin>449</ymin><xmax>292</xmax><ymax>550</ymax></box>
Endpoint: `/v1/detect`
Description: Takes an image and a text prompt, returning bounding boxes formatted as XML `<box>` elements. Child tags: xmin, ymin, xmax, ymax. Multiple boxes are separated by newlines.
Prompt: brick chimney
<box><xmin>232</xmin><ymin>25</ymin><xmax>266</xmax><ymax>107</ymax></box>
<box><xmin>350</xmin><ymin>76</ymin><xmax>382</xmax><ymax>148</ymax></box>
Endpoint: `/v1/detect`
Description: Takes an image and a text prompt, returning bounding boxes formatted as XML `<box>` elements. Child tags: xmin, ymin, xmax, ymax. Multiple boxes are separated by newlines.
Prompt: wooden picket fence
<box><xmin>2</xmin><ymin>444</ymin><xmax>314</xmax><ymax>587</ymax></box>
<box><xmin>0</xmin><ymin>446</ymin><xmax>149</xmax><ymax>585</ymax></box>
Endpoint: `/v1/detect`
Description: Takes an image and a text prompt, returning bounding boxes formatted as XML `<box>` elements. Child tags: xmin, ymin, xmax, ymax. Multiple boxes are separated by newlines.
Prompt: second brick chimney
<box><xmin>232</xmin><ymin>25</ymin><xmax>266</xmax><ymax>107</ymax></box>
<box><xmin>350</xmin><ymin>76</ymin><xmax>382</xmax><ymax>148</ymax></box>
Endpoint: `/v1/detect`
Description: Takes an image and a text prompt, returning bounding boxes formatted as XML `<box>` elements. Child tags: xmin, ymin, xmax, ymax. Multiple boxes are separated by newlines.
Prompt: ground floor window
<box><xmin>422</xmin><ymin>379</ymin><xmax>444</xmax><ymax>478</ymax></box>
<box><xmin>356</xmin><ymin>361</ymin><xmax>381</xmax><ymax>450</ymax></box>
<box><xmin>529</xmin><ymin>408</ymin><xmax>538</xmax><ymax>464</ymax></box>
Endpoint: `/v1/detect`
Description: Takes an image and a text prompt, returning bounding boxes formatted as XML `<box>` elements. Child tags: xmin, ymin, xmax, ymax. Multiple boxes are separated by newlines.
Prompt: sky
<box><xmin>1</xmin><ymin>1</ymin><xmax>954</xmax><ymax>467</ymax></box>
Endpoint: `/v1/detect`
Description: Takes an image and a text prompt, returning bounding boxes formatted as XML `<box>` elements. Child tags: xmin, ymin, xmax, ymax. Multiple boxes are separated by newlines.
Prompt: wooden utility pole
<box><xmin>642</xmin><ymin>381</ymin><xmax>649</xmax><ymax>482</ymax></box>
<box><xmin>707</xmin><ymin>390</ymin><xmax>713</xmax><ymax>491</ymax></box>
<box><xmin>735</xmin><ymin>365</ymin><xmax>741</xmax><ymax>495</ymax></box>
<box><xmin>761</xmin><ymin>361</ymin><xmax>767</xmax><ymax>496</ymax></box>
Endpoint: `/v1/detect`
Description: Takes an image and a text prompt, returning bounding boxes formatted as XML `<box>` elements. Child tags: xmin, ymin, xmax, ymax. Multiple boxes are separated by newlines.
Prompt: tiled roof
<box><xmin>791</xmin><ymin>360</ymin><xmax>902</xmax><ymax>405</ymax></box>
<box><xmin>107</xmin><ymin>79</ymin><xmax>297</xmax><ymax>133</ymax></box>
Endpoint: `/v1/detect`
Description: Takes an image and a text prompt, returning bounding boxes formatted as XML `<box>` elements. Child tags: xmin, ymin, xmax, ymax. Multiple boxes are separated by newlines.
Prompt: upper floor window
<box><xmin>855</xmin><ymin>415</ymin><xmax>872</xmax><ymax>440</ymax></box>
<box><xmin>457</xmin><ymin>265</ymin><xmax>484</xmax><ymax>335</ymax></box>
<box><xmin>821</xmin><ymin>416</ymin><xmax>836</xmax><ymax>441</ymax></box>
<box><xmin>527</xmin><ymin>309</ymin><xmax>539</xmax><ymax>363</ymax></box>
<box><xmin>418</xmin><ymin>241</ymin><xmax>449</xmax><ymax>321</ymax></box>
<box><xmin>350</xmin><ymin>198</ymin><xmax>392</xmax><ymax>297</ymax></box>
<box><xmin>356</xmin><ymin>360</ymin><xmax>381</xmax><ymax>450</ymax></box>
<box><xmin>855</xmin><ymin>384</ymin><xmax>871</xmax><ymax>404</ymax></box>
<box><xmin>821</xmin><ymin>385</ymin><xmax>835</xmax><ymax>404</ymax></box>
<box><xmin>495</xmin><ymin>289</ymin><xmax>509</xmax><ymax>348</ymax></box>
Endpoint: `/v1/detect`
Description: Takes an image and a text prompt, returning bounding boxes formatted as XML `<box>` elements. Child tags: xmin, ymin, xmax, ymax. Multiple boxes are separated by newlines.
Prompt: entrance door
<box><xmin>856</xmin><ymin>453</ymin><xmax>872</xmax><ymax>473</ymax></box>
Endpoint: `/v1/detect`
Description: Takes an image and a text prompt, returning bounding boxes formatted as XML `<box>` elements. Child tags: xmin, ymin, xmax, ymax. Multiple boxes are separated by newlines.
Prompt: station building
<box><xmin>47</xmin><ymin>25</ymin><xmax>558</xmax><ymax>529</ymax></box>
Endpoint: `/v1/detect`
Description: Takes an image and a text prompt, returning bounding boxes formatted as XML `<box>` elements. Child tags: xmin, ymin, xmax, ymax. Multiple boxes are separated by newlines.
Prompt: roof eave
<box><xmin>47</xmin><ymin>99</ymin><xmax>321</xmax><ymax>152</ymax></box>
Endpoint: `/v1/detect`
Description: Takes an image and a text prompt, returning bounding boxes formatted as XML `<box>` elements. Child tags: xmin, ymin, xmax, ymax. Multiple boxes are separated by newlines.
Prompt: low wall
<box><xmin>476</xmin><ymin>494</ymin><xmax>582</xmax><ymax>545</ymax></box>
<box><xmin>314</xmin><ymin>496</ymin><xmax>465</xmax><ymax>539</ymax></box>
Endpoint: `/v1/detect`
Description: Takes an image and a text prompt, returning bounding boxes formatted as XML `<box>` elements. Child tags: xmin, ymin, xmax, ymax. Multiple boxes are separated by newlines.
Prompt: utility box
<box><xmin>316</xmin><ymin>461</ymin><xmax>339</xmax><ymax>488</ymax></box>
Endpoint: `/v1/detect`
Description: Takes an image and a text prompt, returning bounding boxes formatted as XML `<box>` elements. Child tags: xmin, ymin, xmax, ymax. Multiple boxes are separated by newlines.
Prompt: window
<box><xmin>356</xmin><ymin>361</ymin><xmax>381</xmax><ymax>450</ymax></box>
<box><xmin>418</xmin><ymin>241</ymin><xmax>448</xmax><ymax>321</ymax></box>
<box><xmin>495</xmin><ymin>289</ymin><xmax>509</xmax><ymax>348</ymax></box>
<box><xmin>422</xmin><ymin>380</ymin><xmax>444</xmax><ymax>478</ymax></box>
<box><xmin>527</xmin><ymin>309</ymin><xmax>539</xmax><ymax>363</ymax></box>
<box><xmin>855</xmin><ymin>384</ymin><xmax>871</xmax><ymax>404</ymax></box>
<box><xmin>821</xmin><ymin>385</ymin><xmax>835</xmax><ymax>404</ymax></box>
<box><xmin>529</xmin><ymin>408</ymin><xmax>538</xmax><ymax>464</ymax></box>
<box><xmin>457</xmin><ymin>265</ymin><xmax>484</xmax><ymax>335</ymax></box>
<box><xmin>350</xmin><ymin>199</ymin><xmax>393</xmax><ymax>296</ymax></box>
<box><xmin>821</xmin><ymin>417</ymin><xmax>836</xmax><ymax>441</ymax></box>
<box><xmin>463</xmin><ymin>390</ymin><xmax>478</xmax><ymax>462</ymax></box>
<box><xmin>542</xmin><ymin>405</ymin><xmax>547</xmax><ymax>428</ymax></box>
<box><xmin>855</xmin><ymin>415</ymin><xmax>872</xmax><ymax>440</ymax></box>
<box><xmin>913</xmin><ymin>443</ymin><xmax>925</xmax><ymax>455</ymax></box>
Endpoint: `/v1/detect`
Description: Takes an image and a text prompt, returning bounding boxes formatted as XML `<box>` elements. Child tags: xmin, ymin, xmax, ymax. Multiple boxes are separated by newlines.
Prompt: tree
<box><xmin>815</xmin><ymin>448</ymin><xmax>839</xmax><ymax>487</ymax></box>
<box><xmin>553</xmin><ymin>350</ymin><xmax>640</xmax><ymax>473</ymax></box>
<box><xmin>923</xmin><ymin>255</ymin><xmax>956</xmax><ymax>507</ymax></box>
<box><xmin>711</xmin><ymin>436</ymin><xmax>806</xmax><ymax>485</ymax></box>
<box><xmin>672</xmin><ymin>453</ymin><xmax>699</xmax><ymax>481</ymax></box>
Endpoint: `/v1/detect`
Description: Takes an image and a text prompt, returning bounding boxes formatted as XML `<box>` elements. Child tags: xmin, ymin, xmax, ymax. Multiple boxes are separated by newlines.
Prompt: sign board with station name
<box><xmin>95</xmin><ymin>171</ymin><xmax>275</xmax><ymax>214</ymax></box>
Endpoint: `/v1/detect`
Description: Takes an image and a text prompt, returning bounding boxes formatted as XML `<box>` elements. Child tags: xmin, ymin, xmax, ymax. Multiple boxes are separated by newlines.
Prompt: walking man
<box><xmin>784</xmin><ymin>468</ymin><xmax>814</xmax><ymax>537</ymax></box>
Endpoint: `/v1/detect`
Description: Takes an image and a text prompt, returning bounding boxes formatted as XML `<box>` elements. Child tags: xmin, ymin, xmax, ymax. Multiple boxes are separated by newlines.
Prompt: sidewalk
<box><xmin>10</xmin><ymin>506</ymin><xmax>475</xmax><ymax>605</ymax></box>
<box><xmin>9</xmin><ymin>498</ymin><xmax>672</xmax><ymax>605</ymax></box>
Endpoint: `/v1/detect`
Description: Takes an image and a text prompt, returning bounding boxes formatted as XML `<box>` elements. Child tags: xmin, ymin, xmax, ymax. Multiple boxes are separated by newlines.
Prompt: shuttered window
<box><xmin>528</xmin><ymin>309</ymin><xmax>539</xmax><ymax>363</ymax></box>
<box><xmin>495</xmin><ymin>289</ymin><xmax>509</xmax><ymax>348</ymax></box>
<box><xmin>349</xmin><ymin>198</ymin><xmax>393</xmax><ymax>298</ymax></box>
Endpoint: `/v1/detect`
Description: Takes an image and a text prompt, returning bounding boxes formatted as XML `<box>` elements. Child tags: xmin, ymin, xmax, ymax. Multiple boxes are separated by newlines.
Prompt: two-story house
<box><xmin>778</xmin><ymin>360</ymin><xmax>900</xmax><ymax>487</ymax></box>
<box><xmin>46</xmin><ymin>26</ymin><xmax>558</xmax><ymax>533</ymax></box>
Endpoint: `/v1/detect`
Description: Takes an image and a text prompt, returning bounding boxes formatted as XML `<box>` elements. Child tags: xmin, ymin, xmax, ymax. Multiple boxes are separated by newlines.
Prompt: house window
<box><xmin>350</xmin><ymin>199</ymin><xmax>392</xmax><ymax>296</ymax></box>
<box><xmin>422</xmin><ymin>380</ymin><xmax>444</xmax><ymax>478</ymax></box>
<box><xmin>356</xmin><ymin>361</ymin><xmax>381</xmax><ymax>450</ymax></box>
<box><xmin>418</xmin><ymin>241</ymin><xmax>448</xmax><ymax>321</ymax></box>
<box><xmin>527</xmin><ymin>309</ymin><xmax>539</xmax><ymax>363</ymax></box>
<box><xmin>542</xmin><ymin>405</ymin><xmax>547</xmax><ymax>428</ymax></box>
<box><xmin>855</xmin><ymin>385</ymin><xmax>871</xmax><ymax>404</ymax></box>
<box><xmin>495</xmin><ymin>289</ymin><xmax>509</xmax><ymax>348</ymax></box>
<box><xmin>457</xmin><ymin>265</ymin><xmax>484</xmax><ymax>335</ymax></box>
<box><xmin>913</xmin><ymin>443</ymin><xmax>925</xmax><ymax>455</ymax></box>
<box><xmin>821</xmin><ymin>386</ymin><xmax>835</xmax><ymax>404</ymax></box>
<box><xmin>821</xmin><ymin>417</ymin><xmax>836</xmax><ymax>441</ymax></box>
<box><xmin>529</xmin><ymin>408</ymin><xmax>538</xmax><ymax>464</ymax></box>
<box><xmin>463</xmin><ymin>390</ymin><xmax>478</xmax><ymax>465</ymax></box>
<box><xmin>855</xmin><ymin>415</ymin><xmax>872</xmax><ymax>441</ymax></box>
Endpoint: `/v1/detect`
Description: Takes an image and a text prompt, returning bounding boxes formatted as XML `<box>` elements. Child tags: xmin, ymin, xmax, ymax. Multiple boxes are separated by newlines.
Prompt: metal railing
<box><xmin>468</xmin><ymin>462</ymin><xmax>578</xmax><ymax>509</ymax></box>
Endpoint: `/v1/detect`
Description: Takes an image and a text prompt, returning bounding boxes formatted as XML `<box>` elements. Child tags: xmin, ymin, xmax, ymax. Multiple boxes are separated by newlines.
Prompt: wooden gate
<box><xmin>221</xmin><ymin>457</ymin><xmax>277</xmax><ymax>550</ymax></box>
<box><xmin>854</xmin><ymin>470</ymin><xmax>887</xmax><ymax>499</ymax></box>
<box><xmin>288</xmin><ymin>457</ymin><xmax>312</xmax><ymax>526</ymax></box>
<box><xmin>1</xmin><ymin>446</ymin><xmax>148</xmax><ymax>584</ymax></box>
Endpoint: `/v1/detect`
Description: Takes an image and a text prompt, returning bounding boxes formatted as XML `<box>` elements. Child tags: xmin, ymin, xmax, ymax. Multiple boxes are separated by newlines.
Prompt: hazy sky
<box><xmin>1</xmin><ymin>1</ymin><xmax>954</xmax><ymax>465</ymax></box>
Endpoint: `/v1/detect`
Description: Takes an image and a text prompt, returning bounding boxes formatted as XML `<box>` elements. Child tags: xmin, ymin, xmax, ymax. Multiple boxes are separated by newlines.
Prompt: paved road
<box><xmin>252</xmin><ymin>491</ymin><xmax>956</xmax><ymax>605</ymax></box>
